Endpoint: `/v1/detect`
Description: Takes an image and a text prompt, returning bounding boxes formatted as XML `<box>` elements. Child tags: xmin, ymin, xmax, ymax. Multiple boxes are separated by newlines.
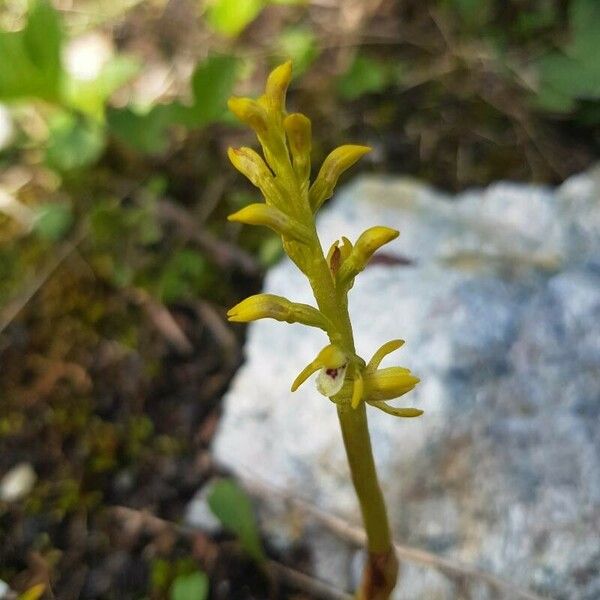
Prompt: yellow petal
<box><xmin>351</xmin><ymin>369</ymin><xmax>364</xmax><ymax>409</ymax></box>
<box><xmin>309</xmin><ymin>145</ymin><xmax>371</xmax><ymax>211</ymax></box>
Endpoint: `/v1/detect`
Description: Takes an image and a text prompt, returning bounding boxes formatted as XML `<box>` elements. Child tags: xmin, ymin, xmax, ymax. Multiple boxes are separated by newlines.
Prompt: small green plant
<box><xmin>225</xmin><ymin>62</ymin><xmax>421</xmax><ymax>599</ymax></box>
<box><xmin>207</xmin><ymin>478</ymin><xmax>266</xmax><ymax>565</ymax></box>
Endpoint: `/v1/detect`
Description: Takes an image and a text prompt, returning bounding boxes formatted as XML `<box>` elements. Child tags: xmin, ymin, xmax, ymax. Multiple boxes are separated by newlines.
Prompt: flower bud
<box><xmin>228</xmin><ymin>203</ymin><xmax>311</xmax><ymax>244</ymax></box>
<box><xmin>309</xmin><ymin>145</ymin><xmax>371</xmax><ymax>211</ymax></box>
<box><xmin>337</xmin><ymin>226</ymin><xmax>399</xmax><ymax>287</ymax></box>
<box><xmin>284</xmin><ymin>113</ymin><xmax>311</xmax><ymax>183</ymax></box>
<box><xmin>228</xmin><ymin>97</ymin><xmax>269</xmax><ymax>137</ymax></box>
<box><xmin>227</xmin><ymin>147</ymin><xmax>273</xmax><ymax>189</ymax></box>
<box><xmin>326</xmin><ymin>237</ymin><xmax>353</xmax><ymax>275</ymax></box>
<box><xmin>227</xmin><ymin>293</ymin><xmax>330</xmax><ymax>330</ymax></box>
<box><xmin>264</xmin><ymin>60</ymin><xmax>292</xmax><ymax>113</ymax></box>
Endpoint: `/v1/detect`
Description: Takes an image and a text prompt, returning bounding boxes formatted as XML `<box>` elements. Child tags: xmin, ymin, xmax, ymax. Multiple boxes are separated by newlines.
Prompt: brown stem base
<box><xmin>356</xmin><ymin>547</ymin><xmax>399</xmax><ymax>600</ymax></box>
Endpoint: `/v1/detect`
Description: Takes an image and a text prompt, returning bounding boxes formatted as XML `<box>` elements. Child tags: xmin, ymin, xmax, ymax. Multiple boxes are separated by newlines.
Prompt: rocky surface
<box><xmin>211</xmin><ymin>168</ymin><xmax>600</xmax><ymax>599</ymax></box>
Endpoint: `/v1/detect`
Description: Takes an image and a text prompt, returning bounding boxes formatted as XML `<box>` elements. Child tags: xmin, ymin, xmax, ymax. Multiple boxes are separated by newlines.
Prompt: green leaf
<box><xmin>207</xmin><ymin>479</ymin><xmax>266</xmax><ymax>564</ymax></box>
<box><xmin>535</xmin><ymin>83</ymin><xmax>576</xmax><ymax>113</ymax></box>
<box><xmin>64</xmin><ymin>56</ymin><xmax>140</xmax><ymax>120</ymax></box>
<box><xmin>0</xmin><ymin>0</ymin><xmax>63</xmax><ymax>102</ymax></box>
<box><xmin>170</xmin><ymin>572</ymin><xmax>209</xmax><ymax>600</ymax></box>
<box><xmin>179</xmin><ymin>55</ymin><xmax>240</xmax><ymax>126</ymax></box>
<box><xmin>337</xmin><ymin>54</ymin><xmax>389</xmax><ymax>101</ymax></box>
<box><xmin>277</xmin><ymin>27</ymin><xmax>318</xmax><ymax>75</ymax></box>
<box><xmin>205</xmin><ymin>0</ymin><xmax>265</xmax><ymax>37</ymax></box>
<box><xmin>568</xmin><ymin>0</ymin><xmax>600</xmax><ymax>58</ymax></box>
<box><xmin>535</xmin><ymin>0</ymin><xmax>600</xmax><ymax>111</ymax></box>
<box><xmin>107</xmin><ymin>104</ymin><xmax>175</xmax><ymax>154</ymax></box>
<box><xmin>443</xmin><ymin>0</ymin><xmax>493</xmax><ymax>29</ymax></box>
<box><xmin>34</xmin><ymin>202</ymin><xmax>73</xmax><ymax>241</ymax></box>
<box><xmin>46</xmin><ymin>112</ymin><xmax>106</xmax><ymax>171</ymax></box>
<box><xmin>536</xmin><ymin>50</ymin><xmax>600</xmax><ymax>111</ymax></box>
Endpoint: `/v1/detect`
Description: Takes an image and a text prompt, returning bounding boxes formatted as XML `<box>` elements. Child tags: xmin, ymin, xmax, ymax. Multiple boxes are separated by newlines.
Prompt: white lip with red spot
<box><xmin>316</xmin><ymin>362</ymin><xmax>348</xmax><ymax>397</ymax></box>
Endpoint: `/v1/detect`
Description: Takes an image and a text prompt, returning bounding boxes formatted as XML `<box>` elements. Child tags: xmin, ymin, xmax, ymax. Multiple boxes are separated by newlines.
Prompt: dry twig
<box><xmin>110</xmin><ymin>505</ymin><xmax>352</xmax><ymax>600</ymax></box>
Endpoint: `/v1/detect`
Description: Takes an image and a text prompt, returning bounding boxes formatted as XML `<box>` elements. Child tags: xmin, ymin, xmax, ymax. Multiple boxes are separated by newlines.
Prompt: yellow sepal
<box><xmin>368</xmin><ymin>402</ymin><xmax>423</xmax><ymax>418</ymax></box>
<box><xmin>364</xmin><ymin>367</ymin><xmax>420</xmax><ymax>402</ymax></box>
<box><xmin>367</xmin><ymin>339</ymin><xmax>405</xmax><ymax>372</ymax></box>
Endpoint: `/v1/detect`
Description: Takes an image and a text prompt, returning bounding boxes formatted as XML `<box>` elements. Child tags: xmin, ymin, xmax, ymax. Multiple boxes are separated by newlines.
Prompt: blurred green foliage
<box><xmin>536</xmin><ymin>0</ymin><xmax>600</xmax><ymax>111</ymax></box>
<box><xmin>151</xmin><ymin>558</ymin><xmax>209</xmax><ymax>600</ymax></box>
<box><xmin>170</xmin><ymin>571</ymin><xmax>209</xmax><ymax>600</ymax></box>
<box><xmin>206</xmin><ymin>0</ymin><xmax>306</xmax><ymax>37</ymax></box>
<box><xmin>0</xmin><ymin>0</ymin><xmax>62</xmax><ymax>102</ymax></box>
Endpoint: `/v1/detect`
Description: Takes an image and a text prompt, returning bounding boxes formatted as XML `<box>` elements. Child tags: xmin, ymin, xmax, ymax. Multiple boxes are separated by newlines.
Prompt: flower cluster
<box><xmin>226</xmin><ymin>61</ymin><xmax>421</xmax><ymax>418</ymax></box>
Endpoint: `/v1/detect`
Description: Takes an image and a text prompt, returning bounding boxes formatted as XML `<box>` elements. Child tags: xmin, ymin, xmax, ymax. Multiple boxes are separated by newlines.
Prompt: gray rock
<box><xmin>212</xmin><ymin>167</ymin><xmax>600</xmax><ymax>599</ymax></box>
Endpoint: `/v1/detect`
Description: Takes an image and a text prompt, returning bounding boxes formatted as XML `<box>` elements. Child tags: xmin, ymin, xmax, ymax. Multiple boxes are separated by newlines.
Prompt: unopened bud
<box><xmin>284</xmin><ymin>113</ymin><xmax>311</xmax><ymax>182</ymax></box>
<box><xmin>337</xmin><ymin>226</ymin><xmax>399</xmax><ymax>286</ymax></box>
<box><xmin>309</xmin><ymin>145</ymin><xmax>371</xmax><ymax>211</ymax></box>
<box><xmin>228</xmin><ymin>203</ymin><xmax>311</xmax><ymax>244</ymax></box>
<box><xmin>228</xmin><ymin>97</ymin><xmax>269</xmax><ymax>136</ymax></box>
<box><xmin>264</xmin><ymin>60</ymin><xmax>293</xmax><ymax>113</ymax></box>
<box><xmin>327</xmin><ymin>237</ymin><xmax>353</xmax><ymax>275</ymax></box>
<box><xmin>227</xmin><ymin>147</ymin><xmax>273</xmax><ymax>189</ymax></box>
<box><xmin>227</xmin><ymin>293</ymin><xmax>330</xmax><ymax>330</ymax></box>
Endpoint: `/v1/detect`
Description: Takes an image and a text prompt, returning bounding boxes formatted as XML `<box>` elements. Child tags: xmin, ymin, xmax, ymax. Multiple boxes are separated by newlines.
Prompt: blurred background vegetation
<box><xmin>0</xmin><ymin>0</ymin><xmax>598</xmax><ymax>598</ymax></box>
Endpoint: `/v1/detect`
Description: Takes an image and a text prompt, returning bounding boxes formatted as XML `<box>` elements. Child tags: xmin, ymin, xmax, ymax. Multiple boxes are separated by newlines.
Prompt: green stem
<box><xmin>306</xmin><ymin>232</ymin><xmax>397</xmax><ymax>598</ymax></box>
<box><xmin>337</xmin><ymin>402</ymin><xmax>392</xmax><ymax>553</ymax></box>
